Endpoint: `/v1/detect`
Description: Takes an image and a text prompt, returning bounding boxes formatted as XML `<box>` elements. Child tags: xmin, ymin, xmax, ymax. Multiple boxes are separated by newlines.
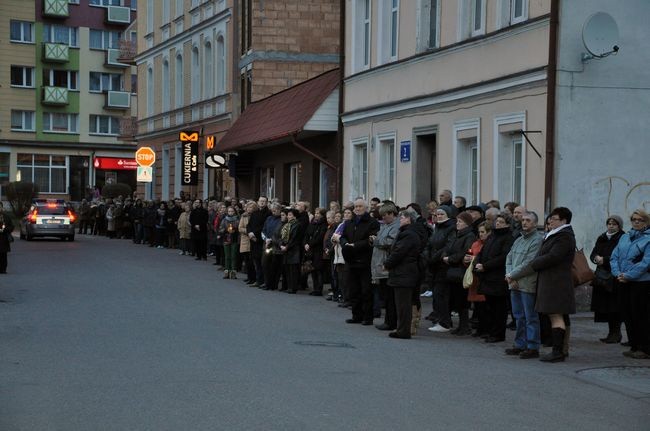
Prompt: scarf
<box><xmin>545</xmin><ymin>224</ymin><xmax>571</xmax><ymax>240</ymax></box>
<box><xmin>281</xmin><ymin>219</ymin><xmax>294</xmax><ymax>242</ymax></box>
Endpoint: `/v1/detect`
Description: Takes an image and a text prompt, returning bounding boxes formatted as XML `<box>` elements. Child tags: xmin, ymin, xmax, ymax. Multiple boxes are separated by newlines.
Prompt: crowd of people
<box><xmin>74</xmin><ymin>190</ymin><xmax>650</xmax><ymax>362</ymax></box>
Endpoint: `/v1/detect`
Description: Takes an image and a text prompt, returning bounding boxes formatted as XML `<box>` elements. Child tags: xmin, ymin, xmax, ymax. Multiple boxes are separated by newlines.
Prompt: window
<box><xmin>469</xmin><ymin>143</ymin><xmax>478</xmax><ymax>204</ymax></box>
<box><xmin>162</xmin><ymin>0</ymin><xmax>170</xmax><ymax>23</ymax></box>
<box><xmin>162</xmin><ymin>60</ymin><xmax>170</xmax><ymax>112</ymax></box>
<box><xmin>69</xmin><ymin>0</ymin><xmax>80</xmax><ymax>4</ymax></box>
<box><xmin>11</xmin><ymin>110</ymin><xmax>35</xmax><ymax>131</ymax></box>
<box><xmin>89</xmin><ymin>72</ymin><xmax>123</xmax><ymax>92</ymax></box>
<box><xmin>17</xmin><ymin>154</ymin><xmax>67</xmax><ymax>194</ymax></box>
<box><xmin>90</xmin><ymin>0</ymin><xmax>121</xmax><ymax>6</ymax></box>
<box><xmin>352</xmin><ymin>140</ymin><xmax>368</xmax><ymax>200</ymax></box>
<box><xmin>89</xmin><ymin>29</ymin><xmax>121</xmax><ymax>50</ymax></box>
<box><xmin>511</xmin><ymin>0</ymin><xmax>528</xmax><ymax>24</ymax></box>
<box><xmin>390</xmin><ymin>0</ymin><xmax>399</xmax><ymax>58</ymax></box>
<box><xmin>146</xmin><ymin>0</ymin><xmax>154</xmax><ymax>33</ymax></box>
<box><xmin>260</xmin><ymin>167</ymin><xmax>275</xmax><ymax>199</ymax></box>
<box><xmin>89</xmin><ymin>115</ymin><xmax>120</xmax><ymax>135</ymax></box>
<box><xmin>289</xmin><ymin>163</ymin><xmax>302</xmax><ymax>203</ymax></box>
<box><xmin>204</xmin><ymin>41</ymin><xmax>213</xmax><ymax>98</ymax></box>
<box><xmin>417</xmin><ymin>0</ymin><xmax>439</xmax><ymax>51</ymax></box>
<box><xmin>378</xmin><ymin>0</ymin><xmax>399</xmax><ymax>64</ymax></box>
<box><xmin>175</xmin><ymin>0</ymin><xmax>183</xmax><ymax>17</ymax></box>
<box><xmin>216</xmin><ymin>36</ymin><xmax>226</xmax><ymax>94</ymax></box>
<box><xmin>453</xmin><ymin>120</ymin><xmax>480</xmax><ymax>205</ymax></box>
<box><xmin>10</xmin><ymin>20</ymin><xmax>34</xmax><ymax>43</ymax></box>
<box><xmin>43</xmin><ymin>113</ymin><xmax>78</xmax><ymax>133</ymax></box>
<box><xmin>146</xmin><ymin>67</ymin><xmax>154</xmax><ymax>116</ymax></box>
<box><xmin>10</xmin><ymin>66</ymin><xmax>34</xmax><ymax>88</ymax></box>
<box><xmin>353</xmin><ymin>0</ymin><xmax>371</xmax><ymax>71</ymax></box>
<box><xmin>131</xmin><ymin>0</ymin><xmax>137</xmax><ymax>10</ymax></box>
<box><xmin>43</xmin><ymin>69</ymin><xmax>78</xmax><ymax>90</ymax></box>
<box><xmin>43</xmin><ymin>24</ymin><xmax>78</xmax><ymax>47</ymax></box>
<box><xmin>191</xmin><ymin>46</ymin><xmax>200</xmax><ymax>102</ymax></box>
<box><xmin>378</xmin><ymin>137</ymin><xmax>395</xmax><ymax>201</ymax></box>
<box><xmin>175</xmin><ymin>54</ymin><xmax>184</xmax><ymax>108</ymax></box>
<box><xmin>471</xmin><ymin>0</ymin><xmax>486</xmax><ymax>36</ymax></box>
<box><xmin>512</xmin><ymin>139</ymin><xmax>523</xmax><ymax>203</ymax></box>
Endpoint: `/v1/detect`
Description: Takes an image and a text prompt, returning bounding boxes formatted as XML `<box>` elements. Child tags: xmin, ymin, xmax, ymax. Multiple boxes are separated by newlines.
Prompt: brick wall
<box><xmin>251</xmin><ymin>61</ymin><xmax>338</xmax><ymax>102</ymax></box>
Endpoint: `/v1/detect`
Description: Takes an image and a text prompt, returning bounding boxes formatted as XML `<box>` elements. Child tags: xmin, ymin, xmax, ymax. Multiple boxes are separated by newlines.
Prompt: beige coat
<box><xmin>239</xmin><ymin>214</ymin><xmax>251</xmax><ymax>252</ymax></box>
<box><xmin>177</xmin><ymin>211</ymin><xmax>192</xmax><ymax>239</ymax></box>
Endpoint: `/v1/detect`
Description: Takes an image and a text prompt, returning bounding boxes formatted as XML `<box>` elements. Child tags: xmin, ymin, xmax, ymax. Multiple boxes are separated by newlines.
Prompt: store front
<box><xmin>93</xmin><ymin>156</ymin><xmax>137</xmax><ymax>195</ymax></box>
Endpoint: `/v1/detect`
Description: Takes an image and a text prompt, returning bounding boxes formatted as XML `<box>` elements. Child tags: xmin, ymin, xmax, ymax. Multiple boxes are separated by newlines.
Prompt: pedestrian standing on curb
<box><xmin>0</xmin><ymin>206</ymin><xmax>14</xmax><ymax>274</ymax></box>
<box><xmin>78</xmin><ymin>199</ymin><xmax>91</xmax><ymax>234</ymax></box>
<box><xmin>247</xmin><ymin>196</ymin><xmax>270</xmax><ymax>287</ymax></box>
<box><xmin>239</xmin><ymin>202</ymin><xmax>254</xmax><ymax>283</ymax></box>
<box><xmin>521</xmin><ymin>207</ymin><xmax>576</xmax><ymax>363</ymax></box>
<box><xmin>303</xmin><ymin>207</ymin><xmax>328</xmax><ymax>296</ymax></box>
<box><xmin>371</xmin><ymin>202</ymin><xmax>400</xmax><ymax>331</ymax></box>
<box><xmin>219</xmin><ymin>206</ymin><xmax>240</xmax><ymax>279</ymax></box>
<box><xmin>177</xmin><ymin>202</ymin><xmax>191</xmax><ymax>255</ymax></box>
<box><xmin>383</xmin><ymin>208</ymin><xmax>423</xmax><ymax>339</ymax></box>
<box><xmin>610</xmin><ymin>209</ymin><xmax>650</xmax><ymax>360</ymax></box>
<box><xmin>280</xmin><ymin>209</ymin><xmax>302</xmax><ymax>294</ymax></box>
<box><xmin>154</xmin><ymin>202</ymin><xmax>168</xmax><ymax>248</ymax></box>
<box><xmin>504</xmin><ymin>211</ymin><xmax>543</xmax><ymax>359</ymax></box>
<box><xmin>590</xmin><ymin>215</ymin><xmax>625</xmax><ymax>344</ymax></box>
<box><xmin>261</xmin><ymin>203</ymin><xmax>282</xmax><ymax>290</ymax></box>
<box><xmin>190</xmin><ymin>199</ymin><xmax>209</xmax><ymax>261</ymax></box>
<box><xmin>464</xmin><ymin>221</ymin><xmax>490</xmax><ymax>338</ymax></box>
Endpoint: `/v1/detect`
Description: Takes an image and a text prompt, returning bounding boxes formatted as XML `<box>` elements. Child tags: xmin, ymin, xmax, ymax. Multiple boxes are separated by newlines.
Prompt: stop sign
<box><xmin>135</xmin><ymin>147</ymin><xmax>156</xmax><ymax>167</ymax></box>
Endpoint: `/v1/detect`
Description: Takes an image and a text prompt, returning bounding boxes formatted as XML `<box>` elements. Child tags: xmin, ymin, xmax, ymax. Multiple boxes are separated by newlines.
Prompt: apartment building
<box><xmin>342</xmin><ymin>0</ymin><xmax>550</xmax><ymax>216</ymax></box>
<box><xmin>136</xmin><ymin>0</ymin><xmax>340</xmax><ymax>202</ymax></box>
<box><xmin>0</xmin><ymin>0</ymin><xmax>137</xmax><ymax>201</ymax></box>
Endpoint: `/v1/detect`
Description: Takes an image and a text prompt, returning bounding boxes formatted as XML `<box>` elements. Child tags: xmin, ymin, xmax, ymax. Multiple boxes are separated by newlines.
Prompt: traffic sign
<box><xmin>135</xmin><ymin>147</ymin><xmax>156</xmax><ymax>167</ymax></box>
<box><xmin>137</xmin><ymin>166</ymin><xmax>153</xmax><ymax>182</ymax></box>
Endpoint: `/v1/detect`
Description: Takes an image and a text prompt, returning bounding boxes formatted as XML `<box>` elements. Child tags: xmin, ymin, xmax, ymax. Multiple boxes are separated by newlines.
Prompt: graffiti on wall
<box><xmin>596</xmin><ymin>176</ymin><xmax>650</xmax><ymax>216</ymax></box>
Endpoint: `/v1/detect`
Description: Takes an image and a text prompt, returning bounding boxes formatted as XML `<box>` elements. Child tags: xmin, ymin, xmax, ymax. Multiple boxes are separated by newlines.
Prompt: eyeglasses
<box><xmin>549</xmin><ymin>217</ymin><xmax>561</xmax><ymax>222</ymax></box>
<box><xmin>631</xmin><ymin>218</ymin><xmax>644</xmax><ymax>223</ymax></box>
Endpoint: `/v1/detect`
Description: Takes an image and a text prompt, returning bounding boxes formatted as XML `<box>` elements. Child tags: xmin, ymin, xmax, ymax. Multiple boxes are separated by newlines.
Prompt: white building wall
<box><xmin>554</xmin><ymin>0</ymin><xmax>650</xmax><ymax>250</ymax></box>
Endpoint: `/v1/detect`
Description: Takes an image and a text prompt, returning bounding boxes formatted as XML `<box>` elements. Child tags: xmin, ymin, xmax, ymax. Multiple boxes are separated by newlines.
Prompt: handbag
<box><xmin>571</xmin><ymin>248</ymin><xmax>594</xmax><ymax>287</ymax></box>
<box><xmin>301</xmin><ymin>259</ymin><xmax>314</xmax><ymax>276</ymax></box>
<box><xmin>446</xmin><ymin>266</ymin><xmax>465</xmax><ymax>283</ymax></box>
<box><xmin>462</xmin><ymin>257</ymin><xmax>477</xmax><ymax>290</ymax></box>
<box><xmin>592</xmin><ymin>267</ymin><xmax>615</xmax><ymax>292</ymax></box>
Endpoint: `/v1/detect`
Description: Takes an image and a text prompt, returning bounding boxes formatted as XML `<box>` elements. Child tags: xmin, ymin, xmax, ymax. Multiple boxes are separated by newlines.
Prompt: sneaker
<box><xmin>420</xmin><ymin>290</ymin><xmax>433</xmax><ymax>297</ymax></box>
<box><xmin>428</xmin><ymin>324</ymin><xmax>450</xmax><ymax>333</ymax></box>
<box><xmin>519</xmin><ymin>349</ymin><xmax>540</xmax><ymax>359</ymax></box>
<box><xmin>178</xmin><ymin>251</ymin><xmax>185</xmax><ymax>255</ymax></box>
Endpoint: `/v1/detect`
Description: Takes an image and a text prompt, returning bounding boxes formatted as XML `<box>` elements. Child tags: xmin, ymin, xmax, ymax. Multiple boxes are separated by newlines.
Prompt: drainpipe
<box><xmin>544</xmin><ymin>0</ymin><xmax>559</xmax><ymax>215</ymax></box>
<box><xmin>336</xmin><ymin>0</ymin><xmax>345</xmax><ymax>202</ymax></box>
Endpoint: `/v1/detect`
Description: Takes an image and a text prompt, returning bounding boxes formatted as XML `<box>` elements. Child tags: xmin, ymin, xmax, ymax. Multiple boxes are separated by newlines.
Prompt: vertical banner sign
<box><xmin>180</xmin><ymin>131</ymin><xmax>199</xmax><ymax>185</ymax></box>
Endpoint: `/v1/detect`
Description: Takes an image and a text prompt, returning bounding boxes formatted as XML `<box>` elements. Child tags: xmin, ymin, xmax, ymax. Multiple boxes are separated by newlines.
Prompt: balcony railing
<box><xmin>116</xmin><ymin>39</ymin><xmax>136</xmax><ymax>65</ymax></box>
<box><xmin>43</xmin><ymin>43</ymin><xmax>69</xmax><ymax>63</ymax></box>
<box><xmin>106</xmin><ymin>91</ymin><xmax>130</xmax><ymax>110</ymax></box>
<box><xmin>118</xmin><ymin>116</ymin><xmax>137</xmax><ymax>140</ymax></box>
<box><xmin>106</xmin><ymin>5</ymin><xmax>131</xmax><ymax>25</ymax></box>
<box><xmin>106</xmin><ymin>49</ymin><xmax>128</xmax><ymax>68</ymax></box>
<box><xmin>42</xmin><ymin>86</ymin><xmax>69</xmax><ymax>105</ymax></box>
<box><xmin>43</xmin><ymin>0</ymin><xmax>69</xmax><ymax>18</ymax></box>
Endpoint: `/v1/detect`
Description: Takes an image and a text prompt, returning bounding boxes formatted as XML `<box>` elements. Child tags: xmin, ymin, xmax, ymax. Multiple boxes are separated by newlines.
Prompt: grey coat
<box><xmin>371</xmin><ymin>218</ymin><xmax>401</xmax><ymax>280</ymax></box>
<box><xmin>506</xmin><ymin>230</ymin><xmax>543</xmax><ymax>293</ymax></box>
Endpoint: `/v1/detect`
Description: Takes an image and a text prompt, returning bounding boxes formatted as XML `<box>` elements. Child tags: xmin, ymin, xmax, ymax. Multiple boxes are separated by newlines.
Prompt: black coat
<box><xmin>283</xmin><ymin>220</ymin><xmax>302</xmax><ymax>265</ymax></box>
<box><xmin>340</xmin><ymin>212</ymin><xmax>380</xmax><ymax>269</ymax></box>
<box><xmin>247</xmin><ymin>207</ymin><xmax>271</xmax><ymax>257</ymax></box>
<box><xmin>443</xmin><ymin>226</ymin><xmax>476</xmax><ymax>269</ymax></box>
<box><xmin>303</xmin><ymin>218</ymin><xmax>328</xmax><ymax>269</ymax></box>
<box><xmin>476</xmin><ymin>227</ymin><xmax>515</xmax><ymax>296</ymax></box>
<box><xmin>384</xmin><ymin>224</ymin><xmax>422</xmax><ymax>288</ymax></box>
<box><xmin>0</xmin><ymin>216</ymin><xmax>14</xmax><ymax>253</ymax></box>
<box><xmin>426</xmin><ymin>218</ymin><xmax>456</xmax><ymax>281</ymax></box>
<box><xmin>189</xmin><ymin>207</ymin><xmax>209</xmax><ymax>239</ymax></box>
<box><xmin>529</xmin><ymin>226</ymin><xmax>576</xmax><ymax>314</ymax></box>
<box><xmin>590</xmin><ymin>230</ymin><xmax>624</xmax><ymax>316</ymax></box>
<box><xmin>590</xmin><ymin>230</ymin><xmax>624</xmax><ymax>272</ymax></box>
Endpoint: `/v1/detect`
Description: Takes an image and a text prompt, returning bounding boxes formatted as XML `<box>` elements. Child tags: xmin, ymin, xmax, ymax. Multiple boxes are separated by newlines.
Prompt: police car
<box><xmin>20</xmin><ymin>200</ymin><xmax>76</xmax><ymax>241</ymax></box>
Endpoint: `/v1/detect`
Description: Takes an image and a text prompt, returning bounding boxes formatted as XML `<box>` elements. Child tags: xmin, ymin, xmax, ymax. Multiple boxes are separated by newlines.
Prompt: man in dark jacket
<box><xmin>247</xmin><ymin>196</ymin><xmax>271</xmax><ymax>286</ymax></box>
<box><xmin>189</xmin><ymin>199</ymin><xmax>209</xmax><ymax>260</ymax></box>
<box><xmin>425</xmin><ymin>205</ymin><xmax>457</xmax><ymax>323</ymax></box>
<box><xmin>383</xmin><ymin>208</ymin><xmax>423</xmax><ymax>339</ymax></box>
<box><xmin>341</xmin><ymin>199</ymin><xmax>380</xmax><ymax>325</ymax></box>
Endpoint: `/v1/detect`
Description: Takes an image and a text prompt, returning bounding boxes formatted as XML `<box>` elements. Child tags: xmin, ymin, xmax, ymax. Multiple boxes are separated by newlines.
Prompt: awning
<box><xmin>215</xmin><ymin>68</ymin><xmax>340</xmax><ymax>153</ymax></box>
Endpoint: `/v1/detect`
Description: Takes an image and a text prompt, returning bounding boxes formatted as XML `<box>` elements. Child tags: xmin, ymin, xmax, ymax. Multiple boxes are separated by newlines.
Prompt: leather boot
<box><xmin>410</xmin><ymin>306</ymin><xmax>421</xmax><ymax>336</ymax></box>
<box><xmin>540</xmin><ymin>328</ymin><xmax>566</xmax><ymax>363</ymax></box>
<box><xmin>563</xmin><ymin>326</ymin><xmax>570</xmax><ymax>357</ymax></box>
<box><xmin>230</xmin><ymin>270</ymin><xmax>237</xmax><ymax>279</ymax></box>
<box><xmin>601</xmin><ymin>321</ymin><xmax>622</xmax><ymax>344</ymax></box>
<box><xmin>451</xmin><ymin>309</ymin><xmax>472</xmax><ymax>336</ymax></box>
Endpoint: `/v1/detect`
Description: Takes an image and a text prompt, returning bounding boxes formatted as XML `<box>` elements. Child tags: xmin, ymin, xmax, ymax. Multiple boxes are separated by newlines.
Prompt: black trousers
<box><xmin>285</xmin><ymin>263</ymin><xmax>300</xmax><ymax>293</ymax></box>
<box><xmin>484</xmin><ymin>294</ymin><xmax>508</xmax><ymax>339</ymax></box>
<box><xmin>193</xmin><ymin>237</ymin><xmax>207</xmax><ymax>259</ymax></box>
<box><xmin>433</xmin><ymin>281</ymin><xmax>451</xmax><ymax>328</ymax></box>
<box><xmin>263</xmin><ymin>253</ymin><xmax>282</xmax><ymax>290</ymax></box>
<box><xmin>394</xmin><ymin>287</ymin><xmax>413</xmax><ymax>337</ymax></box>
<box><xmin>0</xmin><ymin>252</ymin><xmax>7</xmax><ymax>273</ymax></box>
<box><xmin>346</xmin><ymin>267</ymin><xmax>373</xmax><ymax>322</ymax></box>
<box><xmin>379</xmin><ymin>279</ymin><xmax>396</xmax><ymax>329</ymax></box>
<box><xmin>621</xmin><ymin>281</ymin><xmax>650</xmax><ymax>353</ymax></box>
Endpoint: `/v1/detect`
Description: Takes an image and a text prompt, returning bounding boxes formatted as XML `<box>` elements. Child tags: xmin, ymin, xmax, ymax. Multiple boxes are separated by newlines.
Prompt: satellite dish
<box><xmin>582</xmin><ymin>12</ymin><xmax>619</xmax><ymax>58</ymax></box>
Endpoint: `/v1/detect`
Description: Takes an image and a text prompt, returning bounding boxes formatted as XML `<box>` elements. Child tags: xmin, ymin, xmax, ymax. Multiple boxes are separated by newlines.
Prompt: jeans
<box><xmin>511</xmin><ymin>289</ymin><xmax>540</xmax><ymax>350</ymax></box>
<box><xmin>224</xmin><ymin>243</ymin><xmax>238</xmax><ymax>271</ymax></box>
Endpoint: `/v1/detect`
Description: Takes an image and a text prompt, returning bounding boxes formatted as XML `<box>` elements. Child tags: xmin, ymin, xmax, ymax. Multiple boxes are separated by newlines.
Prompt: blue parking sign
<box><xmin>400</xmin><ymin>141</ymin><xmax>411</xmax><ymax>162</ymax></box>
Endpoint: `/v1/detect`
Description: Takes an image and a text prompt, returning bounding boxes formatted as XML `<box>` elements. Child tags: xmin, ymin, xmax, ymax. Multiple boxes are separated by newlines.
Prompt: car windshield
<box><xmin>35</xmin><ymin>206</ymin><xmax>68</xmax><ymax>215</ymax></box>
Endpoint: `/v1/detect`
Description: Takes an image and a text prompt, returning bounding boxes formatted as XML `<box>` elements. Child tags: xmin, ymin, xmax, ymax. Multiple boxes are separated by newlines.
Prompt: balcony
<box><xmin>106</xmin><ymin>5</ymin><xmax>131</xmax><ymax>25</ymax></box>
<box><xmin>43</xmin><ymin>0</ymin><xmax>69</xmax><ymax>18</ymax></box>
<box><xmin>116</xmin><ymin>39</ymin><xmax>136</xmax><ymax>65</ymax></box>
<box><xmin>105</xmin><ymin>49</ymin><xmax>128</xmax><ymax>68</ymax></box>
<box><xmin>43</xmin><ymin>43</ymin><xmax>69</xmax><ymax>63</ymax></box>
<box><xmin>42</xmin><ymin>86</ymin><xmax>69</xmax><ymax>106</ymax></box>
<box><xmin>118</xmin><ymin>116</ymin><xmax>137</xmax><ymax>140</ymax></box>
<box><xmin>105</xmin><ymin>91</ymin><xmax>130</xmax><ymax>110</ymax></box>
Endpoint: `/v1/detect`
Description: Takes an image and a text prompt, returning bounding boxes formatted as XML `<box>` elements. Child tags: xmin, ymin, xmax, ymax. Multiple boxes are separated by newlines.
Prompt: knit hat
<box><xmin>456</xmin><ymin>211</ymin><xmax>474</xmax><ymax>227</ymax></box>
<box><xmin>607</xmin><ymin>215</ymin><xmax>624</xmax><ymax>228</ymax></box>
<box><xmin>437</xmin><ymin>205</ymin><xmax>454</xmax><ymax>218</ymax></box>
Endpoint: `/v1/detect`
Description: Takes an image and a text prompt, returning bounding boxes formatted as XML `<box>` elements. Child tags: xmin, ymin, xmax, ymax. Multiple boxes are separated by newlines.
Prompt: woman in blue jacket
<box><xmin>610</xmin><ymin>209</ymin><xmax>650</xmax><ymax>360</ymax></box>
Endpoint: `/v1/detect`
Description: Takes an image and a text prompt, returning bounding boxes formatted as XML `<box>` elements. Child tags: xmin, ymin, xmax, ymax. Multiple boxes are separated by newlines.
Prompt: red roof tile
<box><xmin>217</xmin><ymin>68</ymin><xmax>339</xmax><ymax>152</ymax></box>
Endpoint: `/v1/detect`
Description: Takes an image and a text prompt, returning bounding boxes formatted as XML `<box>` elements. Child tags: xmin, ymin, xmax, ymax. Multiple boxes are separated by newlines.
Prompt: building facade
<box><xmin>0</xmin><ymin>0</ymin><xmax>138</xmax><ymax>201</ymax></box>
<box><xmin>342</xmin><ymin>0</ymin><xmax>550</xmax><ymax>215</ymax></box>
<box><xmin>135</xmin><ymin>0</ymin><xmax>340</xmax><ymax>202</ymax></box>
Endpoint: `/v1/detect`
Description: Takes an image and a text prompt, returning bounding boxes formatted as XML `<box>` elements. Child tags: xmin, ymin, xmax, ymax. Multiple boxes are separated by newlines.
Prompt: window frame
<box><xmin>43</xmin><ymin>69</ymin><xmax>79</xmax><ymax>91</ymax></box>
<box><xmin>16</xmin><ymin>154</ymin><xmax>68</xmax><ymax>194</ymax></box>
<box><xmin>10</xmin><ymin>110</ymin><xmax>35</xmax><ymax>132</ymax></box>
<box><xmin>510</xmin><ymin>0</ymin><xmax>528</xmax><ymax>25</ymax></box>
<box><xmin>42</xmin><ymin>113</ymin><xmax>79</xmax><ymax>134</ymax></box>
<box><xmin>89</xmin><ymin>29</ymin><xmax>122</xmax><ymax>50</ymax></box>
<box><xmin>89</xmin><ymin>0</ymin><xmax>122</xmax><ymax>7</ymax></box>
<box><xmin>10</xmin><ymin>66</ymin><xmax>35</xmax><ymax>88</ymax></box>
<box><xmin>470</xmin><ymin>0</ymin><xmax>486</xmax><ymax>37</ymax></box>
<box><xmin>89</xmin><ymin>71</ymin><xmax>124</xmax><ymax>92</ymax></box>
<box><xmin>89</xmin><ymin>114</ymin><xmax>120</xmax><ymax>135</ymax></box>
<box><xmin>351</xmin><ymin>138</ymin><xmax>369</xmax><ymax>200</ymax></box>
<box><xmin>43</xmin><ymin>24</ymin><xmax>78</xmax><ymax>48</ymax></box>
<box><xmin>10</xmin><ymin>20</ymin><xmax>34</xmax><ymax>44</ymax></box>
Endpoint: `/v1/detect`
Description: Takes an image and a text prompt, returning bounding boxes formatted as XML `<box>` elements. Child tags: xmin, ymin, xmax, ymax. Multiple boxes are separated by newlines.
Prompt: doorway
<box><xmin>69</xmin><ymin>156</ymin><xmax>89</xmax><ymax>201</ymax></box>
<box><xmin>414</xmin><ymin>130</ymin><xmax>437</xmax><ymax>208</ymax></box>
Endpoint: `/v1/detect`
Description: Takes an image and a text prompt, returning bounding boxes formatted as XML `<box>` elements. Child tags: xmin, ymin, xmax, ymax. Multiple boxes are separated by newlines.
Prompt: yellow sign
<box><xmin>206</xmin><ymin>135</ymin><xmax>215</xmax><ymax>150</ymax></box>
<box><xmin>135</xmin><ymin>147</ymin><xmax>156</xmax><ymax>167</ymax></box>
<box><xmin>180</xmin><ymin>131</ymin><xmax>199</xmax><ymax>142</ymax></box>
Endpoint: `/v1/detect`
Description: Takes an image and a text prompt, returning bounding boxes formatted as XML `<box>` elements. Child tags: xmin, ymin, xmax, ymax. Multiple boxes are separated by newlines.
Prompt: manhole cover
<box><xmin>294</xmin><ymin>341</ymin><xmax>355</xmax><ymax>349</ymax></box>
<box><xmin>577</xmin><ymin>366</ymin><xmax>650</xmax><ymax>396</ymax></box>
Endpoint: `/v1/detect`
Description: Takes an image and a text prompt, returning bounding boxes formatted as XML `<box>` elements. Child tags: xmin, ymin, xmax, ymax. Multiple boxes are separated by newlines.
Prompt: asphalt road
<box><xmin>1</xmin><ymin>235</ymin><xmax>648</xmax><ymax>430</ymax></box>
